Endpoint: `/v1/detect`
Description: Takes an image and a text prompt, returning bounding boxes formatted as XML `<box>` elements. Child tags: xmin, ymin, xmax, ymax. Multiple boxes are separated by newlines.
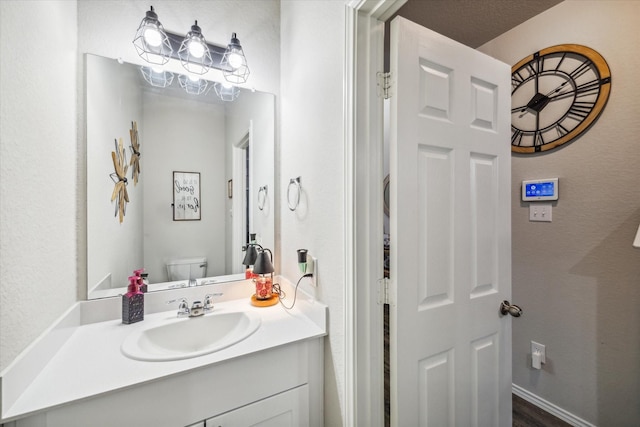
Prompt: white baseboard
<box><xmin>512</xmin><ymin>384</ymin><xmax>597</xmax><ymax>427</ymax></box>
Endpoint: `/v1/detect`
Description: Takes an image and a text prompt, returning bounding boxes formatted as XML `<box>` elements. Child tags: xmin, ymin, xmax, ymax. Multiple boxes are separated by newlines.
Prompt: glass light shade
<box><xmin>143</xmin><ymin>27</ymin><xmax>162</xmax><ymax>47</ymax></box>
<box><xmin>178</xmin><ymin>21</ymin><xmax>213</xmax><ymax>75</ymax></box>
<box><xmin>253</xmin><ymin>249</ymin><xmax>274</xmax><ymax>275</ymax></box>
<box><xmin>178</xmin><ymin>74</ymin><xmax>209</xmax><ymax>95</ymax></box>
<box><xmin>140</xmin><ymin>66</ymin><xmax>174</xmax><ymax>88</ymax></box>
<box><xmin>132</xmin><ymin>7</ymin><xmax>173</xmax><ymax>65</ymax></box>
<box><xmin>222</xmin><ymin>33</ymin><xmax>250</xmax><ymax>84</ymax></box>
<box><xmin>213</xmin><ymin>82</ymin><xmax>240</xmax><ymax>102</ymax></box>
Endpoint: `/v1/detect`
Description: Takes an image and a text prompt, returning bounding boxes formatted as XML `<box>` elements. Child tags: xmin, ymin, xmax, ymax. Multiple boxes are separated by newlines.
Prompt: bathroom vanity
<box><xmin>0</xmin><ymin>279</ymin><xmax>326</xmax><ymax>427</ymax></box>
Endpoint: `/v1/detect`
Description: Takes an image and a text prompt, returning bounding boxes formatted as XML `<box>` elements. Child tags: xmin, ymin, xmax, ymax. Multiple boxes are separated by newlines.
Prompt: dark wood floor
<box><xmin>513</xmin><ymin>394</ymin><xmax>572</xmax><ymax>427</ymax></box>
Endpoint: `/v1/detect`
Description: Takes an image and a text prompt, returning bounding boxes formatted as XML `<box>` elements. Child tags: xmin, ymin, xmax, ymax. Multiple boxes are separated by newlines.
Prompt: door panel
<box><xmin>390</xmin><ymin>16</ymin><xmax>512</xmax><ymax>427</ymax></box>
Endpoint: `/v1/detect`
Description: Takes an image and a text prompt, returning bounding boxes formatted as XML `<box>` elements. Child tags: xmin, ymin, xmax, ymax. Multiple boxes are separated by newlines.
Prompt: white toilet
<box><xmin>166</xmin><ymin>257</ymin><xmax>208</xmax><ymax>283</ymax></box>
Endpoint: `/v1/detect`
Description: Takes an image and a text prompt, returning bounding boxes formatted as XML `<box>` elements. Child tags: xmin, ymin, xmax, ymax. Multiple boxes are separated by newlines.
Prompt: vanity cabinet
<box><xmin>201</xmin><ymin>385</ymin><xmax>308</xmax><ymax>427</ymax></box>
<box><xmin>9</xmin><ymin>338</ymin><xmax>323</xmax><ymax>427</ymax></box>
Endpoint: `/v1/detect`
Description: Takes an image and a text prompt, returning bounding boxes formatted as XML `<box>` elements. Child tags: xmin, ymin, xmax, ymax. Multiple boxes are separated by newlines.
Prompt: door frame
<box><xmin>344</xmin><ymin>1</ymin><xmax>406</xmax><ymax>426</ymax></box>
<box><xmin>231</xmin><ymin>126</ymin><xmax>252</xmax><ymax>274</ymax></box>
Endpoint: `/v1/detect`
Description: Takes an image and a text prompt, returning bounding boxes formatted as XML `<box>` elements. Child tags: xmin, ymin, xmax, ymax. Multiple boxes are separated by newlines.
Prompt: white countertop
<box><xmin>0</xmin><ymin>280</ymin><xmax>327</xmax><ymax>423</ymax></box>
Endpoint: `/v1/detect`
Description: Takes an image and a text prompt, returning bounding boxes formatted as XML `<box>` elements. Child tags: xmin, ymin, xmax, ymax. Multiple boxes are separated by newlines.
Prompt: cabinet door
<box><xmin>205</xmin><ymin>385</ymin><xmax>309</xmax><ymax>427</ymax></box>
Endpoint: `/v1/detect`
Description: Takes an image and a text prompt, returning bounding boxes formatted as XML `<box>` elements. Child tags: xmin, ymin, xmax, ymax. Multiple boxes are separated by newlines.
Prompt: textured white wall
<box><xmin>479</xmin><ymin>1</ymin><xmax>640</xmax><ymax>424</ymax></box>
<box><xmin>280</xmin><ymin>1</ymin><xmax>346</xmax><ymax>425</ymax></box>
<box><xmin>0</xmin><ymin>1</ymin><xmax>79</xmax><ymax>371</ymax></box>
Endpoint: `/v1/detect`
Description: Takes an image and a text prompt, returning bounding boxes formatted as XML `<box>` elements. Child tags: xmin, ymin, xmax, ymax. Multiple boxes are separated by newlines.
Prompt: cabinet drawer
<box><xmin>205</xmin><ymin>385</ymin><xmax>309</xmax><ymax>427</ymax></box>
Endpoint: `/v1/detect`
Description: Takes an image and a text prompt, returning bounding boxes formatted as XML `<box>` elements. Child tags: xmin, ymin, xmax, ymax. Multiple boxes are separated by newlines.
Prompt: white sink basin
<box><xmin>121</xmin><ymin>311</ymin><xmax>261</xmax><ymax>361</ymax></box>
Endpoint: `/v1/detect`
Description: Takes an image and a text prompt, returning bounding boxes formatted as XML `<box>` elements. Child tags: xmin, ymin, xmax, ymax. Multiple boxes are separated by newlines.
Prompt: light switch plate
<box><xmin>529</xmin><ymin>203</ymin><xmax>552</xmax><ymax>222</ymax></box>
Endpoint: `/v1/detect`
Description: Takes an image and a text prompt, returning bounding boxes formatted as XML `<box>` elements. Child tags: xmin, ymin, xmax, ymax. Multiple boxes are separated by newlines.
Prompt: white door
<box><xmin>389</xmin><ymin>17</ymin><xmax>513</xmax><ymax>426</ymax></box>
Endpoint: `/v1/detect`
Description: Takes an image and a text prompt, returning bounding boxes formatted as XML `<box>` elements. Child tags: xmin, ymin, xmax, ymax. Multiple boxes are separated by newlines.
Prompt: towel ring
<box><xmin>257</xmin><ymin>185</ymin><xmax>268</xmax><ymax>211</ymax></box>
<box><xmin>287</xmin><ymin>177</ymin><xmax>302</xmax><ymax>211</ymax></box>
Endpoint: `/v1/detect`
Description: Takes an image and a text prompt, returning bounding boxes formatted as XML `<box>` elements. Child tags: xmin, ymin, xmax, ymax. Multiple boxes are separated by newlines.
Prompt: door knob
<box><xmin>500</xmin><ymin>300</ymin><xmax>522</xmax><ymax>317</ymax></box>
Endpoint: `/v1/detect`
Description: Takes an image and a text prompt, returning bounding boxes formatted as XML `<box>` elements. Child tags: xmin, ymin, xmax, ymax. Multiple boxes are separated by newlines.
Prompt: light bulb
<box><xmin>143</xmin><ymin>27</ymin><xmax>162</xmax><ymax>47</ymax></box>
<box><xmin>222</xmin><ymin>81</ymin><xmax>233</xmax><ymax>89</ymax></box>
<box><xmin>188</xmin><ymin>75</ymin><xmax>200</xmax><ymax>83</ymax></box>
<box><xmin>151</xmin><ymin>66</ymin><xmax>163</xmax><ymax>74</ymax></box>
<box><xmin>227</xmin><ymin>51</ymin><xmax>243</xmax><ymax>69</ymax></box>
<box><xmin>188</xmin><ymin>40</ymin><xmax>205</xmax><ymax>58</ymax></box>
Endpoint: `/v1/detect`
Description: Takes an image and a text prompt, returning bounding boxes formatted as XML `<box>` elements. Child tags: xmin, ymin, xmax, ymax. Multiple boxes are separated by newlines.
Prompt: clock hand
<box><xmin>547</xmin><ymin>89</ymin><xmax>577</xmax><ymax>101</ymax></box>
<box><xmin>541</xmin><ymin>80</ymin><xmax>572</xmax><ymax>98</ymax></box>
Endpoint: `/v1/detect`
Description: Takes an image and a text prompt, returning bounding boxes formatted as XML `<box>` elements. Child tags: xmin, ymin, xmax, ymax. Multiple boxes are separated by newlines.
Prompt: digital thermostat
<box><xmin>522</xmin><ymin>178</ymin><xmax>559</xmax><ymax>201</ymax></box>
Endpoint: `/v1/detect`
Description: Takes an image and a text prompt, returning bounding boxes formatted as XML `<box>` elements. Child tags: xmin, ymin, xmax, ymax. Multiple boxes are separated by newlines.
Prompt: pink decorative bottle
<box><xmin>122</xmin><ymin>275</ymin><xmax>144</xmax><ymax>324</ymax></box>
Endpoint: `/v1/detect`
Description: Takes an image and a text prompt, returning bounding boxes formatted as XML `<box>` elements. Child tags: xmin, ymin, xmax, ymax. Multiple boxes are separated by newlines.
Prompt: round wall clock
<box><xmin>511</xmin><ymin>44</ymin><xmax>611</xmax><ymax>153</ymax></box>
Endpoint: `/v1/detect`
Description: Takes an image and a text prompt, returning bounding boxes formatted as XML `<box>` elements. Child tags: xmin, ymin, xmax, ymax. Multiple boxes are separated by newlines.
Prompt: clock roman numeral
<box><xmin>575</xmin><ymin>78</ymin><xmax>607</xmax><ymax>97</ymax></box>
<box><xmin>534</xmin><ymin>131</ymin><xmax>544</xmax><ymax>147</ymax></box>
<box><xmin>555</xmin><ymin>123</ymin><xmax>569</xmax><ymax>138</ymax></box>
<box><xmin>569</xmin><ymin>60</ymin><xmax>593</xmax><ymax>80</ymax></box>
<box><xmin>512</xmin><ymin>72</ymin><xmax>525</xmax><ymax>88</ymax></box>
<box><xmin>511</xmin><ymin>128</ymin><xmax>524</xmax><ymax>146</ymax></box>
<box><xmin>525</xmin><ymin>62</ymin><xmax>537</xmax><ymax>77</ymax></box>
<box><xmin>567</xmin><ymin>100</ymin><xmax>596</xmax><ymax>120</ymax></box>
<box><xmin>535</xmin><ymin>53</ymin><xmax>544</xmax><ymax>74</ymax></box>
<box><xmin>554</xmin><ymin>53</ymin><xmax>567</xmax><ymax>71</ymax></box>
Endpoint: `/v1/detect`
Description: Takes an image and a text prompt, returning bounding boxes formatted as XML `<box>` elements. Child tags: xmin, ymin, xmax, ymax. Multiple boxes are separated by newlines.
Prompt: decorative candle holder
<box><xmin>250</xmin><ymin>247</ymin><xmax>278</xmax><ymax>307</ymax></box>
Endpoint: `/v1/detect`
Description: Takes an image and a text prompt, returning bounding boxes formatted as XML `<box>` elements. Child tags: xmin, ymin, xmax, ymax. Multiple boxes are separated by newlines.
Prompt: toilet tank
<box><xmin>166</xmin><ymin>257</ymin><xmax>208</xmax><ymax>281</ymax></box>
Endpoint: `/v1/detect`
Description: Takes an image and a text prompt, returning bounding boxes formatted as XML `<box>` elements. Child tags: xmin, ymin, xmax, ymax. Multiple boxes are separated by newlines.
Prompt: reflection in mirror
<box><xmin>86</xmin><ymin>54</ymin><xmax>274</xmax><ymax>299</ymax></box>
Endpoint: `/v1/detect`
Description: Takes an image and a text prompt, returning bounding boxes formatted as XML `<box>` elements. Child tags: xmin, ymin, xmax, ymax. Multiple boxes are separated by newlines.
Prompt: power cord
<box><xmin>273</xmin><ymin>273</ymin><xmax>313</xmax><ymax>310</ymax></box>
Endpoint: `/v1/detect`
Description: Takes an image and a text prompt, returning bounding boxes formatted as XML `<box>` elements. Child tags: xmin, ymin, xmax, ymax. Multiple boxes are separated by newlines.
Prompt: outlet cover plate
<box><xmin>309</xmin><ymin>256</ymin><xmax>317</xmax><ymax>287</ymax></box>
<box><xmin>531</xmin><ymin>341</ymin><xmax>546</xmax><ymax>364</ymax></box>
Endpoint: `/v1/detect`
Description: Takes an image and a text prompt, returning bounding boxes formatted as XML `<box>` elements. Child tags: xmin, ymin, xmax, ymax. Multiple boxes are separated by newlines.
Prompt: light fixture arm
<box><xmin>163</xmin><ymin>30</ymin><xmax>232</xmax><ymax>72</ymax></box>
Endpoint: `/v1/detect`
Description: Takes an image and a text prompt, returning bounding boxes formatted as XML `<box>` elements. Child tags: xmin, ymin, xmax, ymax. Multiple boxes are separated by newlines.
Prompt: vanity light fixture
<box><xmin>178</xmin><ymin>21</ymin><xmax>213</xmax><ymax>75</ymax></box>
<box><xmin>213</xmin><ymin>81</ymin><xmax>240</xmax><ymax>102</ymax></box>
<box><xmin>222</xmin><ymin>33</ymin><xmax>250</xmax><ymax>84</ymax></box>
<box><xmin>178</xmin><ymin>74</ymin><xmax>209</xmax><ymax>95</ymax></box>
<box><xmin>133</xmin><ymin>6</ymin><xmax>173</xmax><ymax>65</ymax></box>
<box><xmin>133</xmin><ymin>7</ymin><xmax>250</xmax><ymax>81</ymax></box>
<box><xmin>140</xmin><ymin>66</ymin><xmax>174</xmax><ymax>88</ymax></box>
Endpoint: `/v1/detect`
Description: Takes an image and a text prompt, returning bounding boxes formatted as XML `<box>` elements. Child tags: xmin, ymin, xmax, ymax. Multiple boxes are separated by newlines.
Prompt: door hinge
<box><xmin>377</xmin><ymin>72</ymin><xmax>392</xmax><ymax>99</ymax></box>
<box><xmin>378</xmin><ymin>277</ymin><xmax>392</xmax><ymax>305</ymax></box>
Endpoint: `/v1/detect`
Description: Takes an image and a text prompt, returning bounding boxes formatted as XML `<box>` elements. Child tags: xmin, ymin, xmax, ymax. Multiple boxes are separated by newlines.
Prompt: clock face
<box><xmin>511</xmin><ymin>44</ymin><xmax>611</xmax><ymax>153</ymax></box>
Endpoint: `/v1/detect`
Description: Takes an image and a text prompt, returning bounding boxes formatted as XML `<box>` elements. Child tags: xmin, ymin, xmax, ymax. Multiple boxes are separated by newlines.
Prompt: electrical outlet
<box><xmin>531</xmin><ymin>341</ymin><xmax>546</xmax><ymax>364</ymax></box>
<box><xmin>308</xmin><ymin>256</ymin><xmax>317</xmax><ymax>287</ymax></box>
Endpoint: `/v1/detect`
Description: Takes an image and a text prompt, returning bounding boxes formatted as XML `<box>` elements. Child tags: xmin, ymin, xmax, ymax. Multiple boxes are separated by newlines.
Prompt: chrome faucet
<box><xmin>167</xmin><ymin>293</ymin><xmax>224</xmax><ymax>318</ymax></box>
<box><xmin>203</xmin><ymin>293</ymin><xmax>223</xmax><ymax>313</ymax></box>
<box><xmin>167</xmin><ymin>298</ymin><xmax>191</xmax><ymax>318</ymax></box>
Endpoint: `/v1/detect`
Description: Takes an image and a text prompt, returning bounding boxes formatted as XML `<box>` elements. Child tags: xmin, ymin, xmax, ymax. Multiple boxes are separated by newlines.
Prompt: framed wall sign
<box><xmin>173</xmin><ymin>171</ymin><xmax>201</xmax><ymax>221</ymax></box>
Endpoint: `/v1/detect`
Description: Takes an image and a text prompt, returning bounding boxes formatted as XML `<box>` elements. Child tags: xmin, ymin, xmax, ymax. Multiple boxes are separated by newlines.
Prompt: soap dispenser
<box><xmin>122</xmin><ymin>275</ymin><xmax>144</xmax><ymax>324</ymax></box>
<box><xmin>133</xmin><ymin>268</ymin><xmax>148</xmax><ymax>293</ymax></box>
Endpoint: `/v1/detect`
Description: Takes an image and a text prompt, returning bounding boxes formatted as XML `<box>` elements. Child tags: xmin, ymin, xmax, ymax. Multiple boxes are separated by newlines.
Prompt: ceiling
<box><xmin>384</xmin><ymin>0</ymin><xmax>564</xmax><ymax>68</ymax></box>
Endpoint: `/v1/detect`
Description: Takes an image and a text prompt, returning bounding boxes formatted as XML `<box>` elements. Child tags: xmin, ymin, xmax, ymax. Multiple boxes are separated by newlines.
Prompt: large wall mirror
<box><xmin>86</xmin><ymin>54</ymin><xmax>275</xmax><ymax>299</ymax></box>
